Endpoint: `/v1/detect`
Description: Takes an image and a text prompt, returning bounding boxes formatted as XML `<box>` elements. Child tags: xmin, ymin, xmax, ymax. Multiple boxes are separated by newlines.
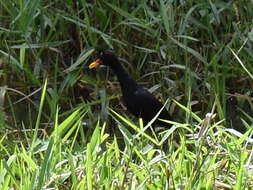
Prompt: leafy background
<box><xmin>0</xmin><ymin>0</ymin><xmax>253</xmax><ymax>189</ymax></box>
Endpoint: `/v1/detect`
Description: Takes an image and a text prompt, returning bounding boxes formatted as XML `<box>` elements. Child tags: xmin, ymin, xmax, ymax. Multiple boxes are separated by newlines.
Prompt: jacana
<box><xmin>89</xmin><ymin>50</ymin><xmax>171</xmax><ymax>126</ymax></box>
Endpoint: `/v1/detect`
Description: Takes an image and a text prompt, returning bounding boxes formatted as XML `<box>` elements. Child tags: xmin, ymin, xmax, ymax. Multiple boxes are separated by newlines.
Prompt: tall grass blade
<box><xmin>31</xmin><ymin>79</ymin><xmax>47</xmax><ymax>154</ymax></box>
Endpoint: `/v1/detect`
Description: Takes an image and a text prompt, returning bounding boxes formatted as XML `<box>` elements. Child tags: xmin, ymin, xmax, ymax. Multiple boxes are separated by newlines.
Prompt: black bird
<box><xmin>89</xmin><ymin>50</ymin><xmax>171</xmax><ymax>126</ymax></box>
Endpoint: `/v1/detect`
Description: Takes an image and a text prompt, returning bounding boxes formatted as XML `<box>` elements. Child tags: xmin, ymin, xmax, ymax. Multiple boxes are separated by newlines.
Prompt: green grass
<box><xmin>0</xmin><ymin>0</ymin><xmax>253</xmax><ymax>189</ymax></box>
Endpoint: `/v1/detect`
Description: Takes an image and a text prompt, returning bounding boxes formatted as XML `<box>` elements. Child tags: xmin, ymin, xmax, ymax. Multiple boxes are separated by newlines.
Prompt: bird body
<box><xmin>89</xmin><ymin>50</ymin><xmax>170</xmax><ymax>126</ymax></box>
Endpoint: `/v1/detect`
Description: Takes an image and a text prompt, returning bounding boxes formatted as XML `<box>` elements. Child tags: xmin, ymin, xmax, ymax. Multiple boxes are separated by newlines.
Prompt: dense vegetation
<box><xmin>0</xmin><ymin>0</ymin><xmax>253</xmax><ymax>189</ymax></box>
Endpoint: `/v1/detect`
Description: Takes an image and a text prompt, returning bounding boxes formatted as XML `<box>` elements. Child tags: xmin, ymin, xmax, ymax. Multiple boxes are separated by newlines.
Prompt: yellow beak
<box><xmin>89</xmin><ymin>59</ymin><xmax>103</xmax><ymax>69</ymax></box>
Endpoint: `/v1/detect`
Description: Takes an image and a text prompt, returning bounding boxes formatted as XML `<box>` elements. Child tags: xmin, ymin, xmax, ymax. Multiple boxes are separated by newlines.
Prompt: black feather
<box><xmin>90</xmin><ymin>50</ymin><xmax>171</xmax><ymax>126</ymax></box>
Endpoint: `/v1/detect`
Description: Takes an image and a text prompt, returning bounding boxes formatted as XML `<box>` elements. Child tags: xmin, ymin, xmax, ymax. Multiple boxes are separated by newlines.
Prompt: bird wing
<box><xmin>124</xmin><ymin>86</ymin><xmax>167</xmax><ymax>121</ymax></box>
<box><xmin>134</xmin><ymin>87</ymin><xmax>163</xmax><ymax>109</ymax></box>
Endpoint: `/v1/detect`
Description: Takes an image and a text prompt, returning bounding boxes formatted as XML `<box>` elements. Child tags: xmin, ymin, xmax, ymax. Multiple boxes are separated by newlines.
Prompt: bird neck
<box><xmin>111</xmin><ymin>63</ymin><xmax>138</xmax><ymax>91</ymax></box>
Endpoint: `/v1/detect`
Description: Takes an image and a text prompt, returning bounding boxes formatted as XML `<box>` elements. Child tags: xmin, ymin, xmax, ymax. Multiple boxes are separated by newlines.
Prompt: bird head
<box><xmin>89</xmin><ymin>50</ymin><xmax>118</xmax><ymax>69</ymax></box>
